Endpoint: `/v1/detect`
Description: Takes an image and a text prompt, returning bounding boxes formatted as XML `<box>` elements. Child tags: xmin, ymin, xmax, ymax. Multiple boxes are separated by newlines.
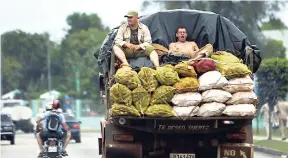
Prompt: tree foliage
<box><xmin>256</xmin><ymin>58</ymin><xmax>288</xmax><ymax>107</ymax></box>
<box><xmin>261</xmin><ymin>17</ymin><xmax>288</xmax><ymax>30</ymax></box>
<box><xmin>142</xmin><ymin>1</ymin><xmax>287</xmax><ymax>58</ymax></box>
<box><xmin>1</xmin><ymin>12</ymin><xmax>109</xmax><ymax>102</ymax></box>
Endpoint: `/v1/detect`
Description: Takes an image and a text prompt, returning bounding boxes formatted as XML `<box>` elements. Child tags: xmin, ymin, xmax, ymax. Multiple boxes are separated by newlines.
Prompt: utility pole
<box><xmin>47</xmin><ymin>38</ymin><xmax>51</xmax><ymax>97</ymax></box>
<box><xmin>0</xmin><ymin>35</ymin><xmax>2</xmax><ymax>99</ymax></box>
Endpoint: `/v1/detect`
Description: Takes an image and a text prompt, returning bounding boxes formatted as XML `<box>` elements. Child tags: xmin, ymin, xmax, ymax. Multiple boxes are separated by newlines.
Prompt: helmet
<box><xmin>45</xmin><ymin>103</ymin><xmax>53</xmax><ymax>111</ymax></box>
<box><xmin>52</xmin><ymin>100</ymin><xmax>61</xmax><ymax>109</ymax></box>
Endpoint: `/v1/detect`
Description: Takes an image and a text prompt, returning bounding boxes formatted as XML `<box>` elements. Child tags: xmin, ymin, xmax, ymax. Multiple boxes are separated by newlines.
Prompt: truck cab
<box><xmin>96</xmin><ymin>9</ymin><xmax>261</xmax><ymax>158</ymax></box>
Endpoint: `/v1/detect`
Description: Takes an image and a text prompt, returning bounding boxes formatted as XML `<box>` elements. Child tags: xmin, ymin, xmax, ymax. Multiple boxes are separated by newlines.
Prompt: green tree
<box><xmin>261</xmin><ymin>17</ymin><xmax>288</xmax><ymax>30</ymax></box>
<box><xmin>1</xmin><ymin>30</ymin><xmax>63</xmax><ymax>99</ymax></box>
<box><xmin>142</xmin><ymin>1</ymin><xmax>287</xmax><ymax>55</ymax></box>
<box><xmin>65</xmin><ymin>12</ymin><xmax>109</xmax><ymax>34</ymax></box>
<box><xmin>256</xmin><ymin>58</ymin><xmax>288</xmax><ymax>140</ymax></box>
<box><xmin>60</xmin><ymin>12</ymin><xmax>109</xmax><ymax>104</ymax></box>
<box><xmin>262</xmin><ymin>39</ymin><xmax>286</xmax><ymax>59</ymax></box>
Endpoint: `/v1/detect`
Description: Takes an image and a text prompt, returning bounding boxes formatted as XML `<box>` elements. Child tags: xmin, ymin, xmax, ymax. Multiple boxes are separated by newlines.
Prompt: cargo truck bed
<box><xmin>110</xmin><ymin>116</ymin><xmax>254</xmax><ymax>134</ymax></box>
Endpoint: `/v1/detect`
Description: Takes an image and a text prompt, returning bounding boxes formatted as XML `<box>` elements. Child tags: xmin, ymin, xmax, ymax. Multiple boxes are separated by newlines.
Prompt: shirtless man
<box><xmin>169</xmin><ymin>27</ymin><xmax>214</xmax><ymax>64</ymax></box>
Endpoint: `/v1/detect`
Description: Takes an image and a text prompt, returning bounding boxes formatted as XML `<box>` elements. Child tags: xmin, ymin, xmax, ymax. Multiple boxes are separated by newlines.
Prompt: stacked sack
<box><xmin>210</xmin><ymin>51</ymin><xmax>257</xmax><ymax>117</ymax></box>
<box><xmin>109</xmin><ymin>50</ymin><xmax>258</xmax><ymax>118</ymax></box>
<box><xmin>110</xmin><ymin>66</ymin><xmax>176</xmax><ymax>117</ymax></box>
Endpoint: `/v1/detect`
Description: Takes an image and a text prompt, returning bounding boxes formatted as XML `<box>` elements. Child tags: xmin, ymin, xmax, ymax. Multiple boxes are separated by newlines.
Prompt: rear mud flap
<box><xmin>217</xmin><ymin>143</ymin><xmax>254</xmax><ymax>158</ymax></box>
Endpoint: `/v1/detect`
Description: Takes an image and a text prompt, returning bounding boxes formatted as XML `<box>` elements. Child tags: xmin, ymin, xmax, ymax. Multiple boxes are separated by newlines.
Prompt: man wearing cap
<box><xmin>113</xmin><ymin>10</ymin><xmax>160</xmax><ymax>68</ymax></box>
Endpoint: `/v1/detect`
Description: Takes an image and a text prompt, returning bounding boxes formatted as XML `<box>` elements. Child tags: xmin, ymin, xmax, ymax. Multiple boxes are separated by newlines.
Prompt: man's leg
<box><xmin>279</xmin><ymin>119</ymin><xmax>286</xmax><ymax>140</ymax></box>
<box><xmin>264</xmin><ymin>124</ymin><xmax>269</xmax><ymax>139</ymax></box>
<box><xmin>145</xmin><ymin>45</ymin><xmax>160</xmax><ymax>67</ymax></box>
<box><xmin>36</xmin><ymin>132</ymin><xmax>46</xmax><ymax>157</ymax></box>
<box><xmin>62</xmin><ymin>132</ymin><xmax>71</xmax><ymax>153</ymax></box>
<box><xmin>113</xmin><ymin>45</ymin><xmax>130</xmax><ymax>66</ymax></box>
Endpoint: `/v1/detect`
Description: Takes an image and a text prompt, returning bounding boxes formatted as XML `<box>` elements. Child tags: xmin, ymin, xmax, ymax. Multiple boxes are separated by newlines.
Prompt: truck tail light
<box><xmin>226</xmin><ymin>133</ymin><xmax>246</xmax><ymax>140</ymax></box>
<box><xmin>113</xmin><ymin>134</ymin><xmax>134</xmax><ymax>142</ymax></box>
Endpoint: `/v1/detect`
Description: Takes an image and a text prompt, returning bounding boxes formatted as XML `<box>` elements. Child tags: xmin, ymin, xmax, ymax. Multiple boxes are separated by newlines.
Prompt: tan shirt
<box><xmin>114</xmin><ymin>23</ymin><xmax>152</xmax><ymax>50</ymax></box>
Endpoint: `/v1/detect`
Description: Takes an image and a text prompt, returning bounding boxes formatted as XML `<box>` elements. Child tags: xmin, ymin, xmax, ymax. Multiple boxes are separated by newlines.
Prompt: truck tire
<box><xmin>10</xmin><ymin>136</ymin><xmax>15</xmax><ymax>145</ymax></box>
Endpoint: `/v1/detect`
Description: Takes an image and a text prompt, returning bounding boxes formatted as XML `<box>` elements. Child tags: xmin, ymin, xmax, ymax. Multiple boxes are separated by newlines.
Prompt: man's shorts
<box><xmin>114</xmin><ymin>44</ymin><xmax>155</xmax><ymax>59</ymax></box>
<box><xmin>39</xmin><ymin>131</ymin><xmax>67</xmax><ymax>140</ymax></box>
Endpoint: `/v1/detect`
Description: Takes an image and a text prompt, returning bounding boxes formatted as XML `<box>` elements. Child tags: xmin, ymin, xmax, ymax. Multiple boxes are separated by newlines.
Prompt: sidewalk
<box><xmin>253</xmin><ymin>135</ymin><xmax>288</xmax><ymax>157</ymax></box>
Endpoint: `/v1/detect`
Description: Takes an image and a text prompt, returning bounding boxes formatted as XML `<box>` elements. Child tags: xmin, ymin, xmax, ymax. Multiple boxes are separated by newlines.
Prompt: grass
<box><xmin>254</xmin><ymin>139</ymin><xmax>288</xmax><ymax>153</ymax></box>
<box><xmin>253</xmin><ymin>128</ymin><xmax>287</xmax><ymax>138</ymax></box>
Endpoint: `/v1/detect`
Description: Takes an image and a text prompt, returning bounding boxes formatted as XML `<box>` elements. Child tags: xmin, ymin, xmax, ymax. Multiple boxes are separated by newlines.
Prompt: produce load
<box><xmin>226</xmin><ymin>91</ymin><xmax>258</xmax><ymax>105</ymax></box>
<box><xmin>197</xmin><ymin>102</ymin><xmax>226</xmax><ymax>117</ymax></box>
<box><xmin>217</xmin><ymin>63</ymin><xmax>252</xmax><ymax>79</ymax></box>
<box><xmin>175</xmin><ymin>61</ymin><xmax>197</xmax><ymax>77</ymax></box>
<box><xmin>132</xmin><ymin>87</ymin><xmax>151</xmax><ymax>114</ymax></box>
<box><xmin>223</xmin><ymin>75</ymin><xmax>254</xmax><ymax>93</ymax></box>
<box><xmin>155</xmin><ymin>66</ymin><xmax>180</xmax><ymax>86</ymax></box>
<box><xmin>107</xmin><ymin>49</ymin><xmax>258</xmax><ymax>118</ymax></box>
<box><xmin>222</xmin><ymin>104</ymin><xmax>256</xmax><ymax>116</ymax></box>
<box><xmin>211</xmin><ymin>51</ymin><xmax>242</xmax><ymax>63</ymax></box>
<box><xmin>173</xmin><ymin>106</ymin><xmax>199</xmax><ymax>117</ymax></box>
<box><xmin>171</xmin><ymin>92</ymin><xmax>202</xmax><ymax>107</ymax></box>
<box><xmin>145</xmin><ymin>104</ymin><xmax>174</xmax><ymax>117</ymax></box>
<box><xmin>173</xmin><ymin>77</ymin><xmax>199</xmax><ymax>93</ymax></box>
<box><xmin>151</xmin><ymin>86</ymin><xmax>175</xmax><ymax>104</ymax></box>
<box><xmin>138</xmin><ymin>67</ymin><xmax>158</xmax><ymax>92</ymax></box>
<box><xmin>110</xmin><ymin>83</ymin><xmax>132</xmax><ymax>105</ymax></box>
<box><xmin>115</xmin><ymin>67</ymin><xmax>141</xmax><ymax>89</ymax></box>
<box><xmin>198</xmin><ymin>71</ymin><xmax>228</xmax><ymax>91</ymax></box>
<box><xmin>111</xmin><ymin>103</ymin><xmax>141</xmax><ymax>117</ymax></box>
<box><xmin>201</xmin><ymin>89</ymin><xmax>232</xmax><ymax>103</ymax></box>
<box><xmin>192</xmin><ymin>58</ymin><xmax>216</xmax><ymax>73</ymax></box>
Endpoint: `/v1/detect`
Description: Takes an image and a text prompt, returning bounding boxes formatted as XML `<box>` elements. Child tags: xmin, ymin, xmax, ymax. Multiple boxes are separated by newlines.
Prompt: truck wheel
<box><xmin>10</xmin><ymin>136</ymin><xmax>15</xmax><ymax>145</ymax></box>
<box><xmin>75</xmin><ymin>137</ymin><xmax>81</xmax><ymax>143</ymax></box>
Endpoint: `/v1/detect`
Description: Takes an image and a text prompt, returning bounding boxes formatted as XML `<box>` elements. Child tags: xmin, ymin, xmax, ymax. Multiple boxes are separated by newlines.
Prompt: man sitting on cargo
<box><xmin>168</xmin><ymin>27</ymin><xmax>216</xmax><ymax>64</ymax></box>
<box><xmin>113</xmin><ymin>10</ymin><xmax>160</xmax><ymax>68</ymax></box>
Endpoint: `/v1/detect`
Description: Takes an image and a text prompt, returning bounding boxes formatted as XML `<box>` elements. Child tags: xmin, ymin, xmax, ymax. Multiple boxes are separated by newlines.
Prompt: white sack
<box><xmin>173</xmin><ymin>106</ymin><xmax>199</xmax><ymax>117</ymax></box>
<box><xmin>198</xmin><ymin>71</ymin><xmax>228</xmax><ymax>91</ymax></box>
<box><xmin>222</xmin><ymin>104</ymin><xmax>256</xmax><ymax>116</ymax></box>
<box><xmin>202</xmin><ymin>89</ymin><xmax>232</xmax><ymax>103</ymax></box>
<box><xmin>171</xmin><ymin>92</ymin><xmax>202</xmax><ymax>107</ymax></box>
<box><xmin>197</xmin><ymin>102</ymin><xmax>226</xmax><ymax>117</ymax></box>
<box><xmin>226</xmin><ymin>91</ymin><xmax>258</xmax><ymax>105</ymax></box>
<box><xmin>223</xmin><ymin>75</ymin><xmax>254</xmax><ymax>93</ymax></box>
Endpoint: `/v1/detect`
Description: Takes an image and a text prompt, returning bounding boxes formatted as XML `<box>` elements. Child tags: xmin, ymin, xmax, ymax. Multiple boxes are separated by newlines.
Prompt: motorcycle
<box><xmin>42</xmin><ymin>136</ymin><xmax>63</xmax><ymax>158</ymax></box>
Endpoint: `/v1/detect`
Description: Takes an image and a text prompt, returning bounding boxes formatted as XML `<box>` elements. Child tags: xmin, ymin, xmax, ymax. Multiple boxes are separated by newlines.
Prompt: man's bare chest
<box><xmin>175</xmin><ymin>43</ymin><xmax>193</xmax><ymax>52</ymax></box>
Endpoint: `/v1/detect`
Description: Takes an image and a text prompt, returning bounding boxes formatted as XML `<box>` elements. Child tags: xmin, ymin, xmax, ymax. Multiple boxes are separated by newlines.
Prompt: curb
<box><xmin>254</xmin><ymin>145</ymin><xmax>288</xmax><ymax>157</ymax></box>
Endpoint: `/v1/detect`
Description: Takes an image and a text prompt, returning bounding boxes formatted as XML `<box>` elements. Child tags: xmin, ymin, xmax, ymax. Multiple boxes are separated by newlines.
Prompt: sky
<box><xmin>0</xmin><ymin>0</ymin><xmax>287</xmax><ymax>42</ymax></box>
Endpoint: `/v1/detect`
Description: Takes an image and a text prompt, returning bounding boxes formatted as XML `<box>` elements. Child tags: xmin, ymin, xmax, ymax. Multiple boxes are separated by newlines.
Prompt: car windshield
<box><xmin>1</xmin><ymin>114</ymin><xmax>12</xmax><ymax>122</ymax></box>
<box><xmin>64</xmin><ymin>114</ymin><xmax>76</xmax><ymax>122</ymax></box>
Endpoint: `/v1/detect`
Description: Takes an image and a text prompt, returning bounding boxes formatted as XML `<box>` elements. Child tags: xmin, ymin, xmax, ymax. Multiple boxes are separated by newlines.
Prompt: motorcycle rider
<box><xmin>36</xmin><ymin>103</ymin><xmax>53</xmax><ymax>133</ymax></box>
<box><xmin>36</xmin><ymin>100</ymin><xmax>71</xmax><ymax>157</ymax></box>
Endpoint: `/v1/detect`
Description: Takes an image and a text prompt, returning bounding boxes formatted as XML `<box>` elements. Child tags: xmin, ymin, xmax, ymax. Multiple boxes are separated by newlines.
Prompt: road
<box><xmin>0</xmin><ymin>132</ymin><xmax>283</xmax><ymax>158</ymax></box>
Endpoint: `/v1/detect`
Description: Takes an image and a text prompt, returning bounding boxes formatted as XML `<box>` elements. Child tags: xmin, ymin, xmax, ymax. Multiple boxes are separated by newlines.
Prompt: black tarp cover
<box><xmin>97</xmin><ymin>9</ymin><xmax>261</xmax><ymax>75</ymax></box>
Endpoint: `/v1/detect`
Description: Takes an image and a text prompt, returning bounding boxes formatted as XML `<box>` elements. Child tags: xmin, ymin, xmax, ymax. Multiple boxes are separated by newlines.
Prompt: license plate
<box><xmin>170</xmin><ymin>153</ymin><xmax>195</xmax><ymax>158</ymax></box>
<box><xmin>48</xmin><ymin>146</ymin><xmax>57</xmax><ymax>152</ymax></box>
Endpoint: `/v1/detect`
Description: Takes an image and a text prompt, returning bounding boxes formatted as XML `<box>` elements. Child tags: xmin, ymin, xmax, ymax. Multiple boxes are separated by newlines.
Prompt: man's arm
<box><xmin>59</xmin><ymin>115</ymin><xmax>69</xmax><ymax>132</ymax></box>
<box><xmin>114</xmin><ymin>25</ymin><xmax>127</xmax><ymax>47</ymax></box>
<box><xmin>139</xmin><ymin>25</ymin><xmax>152</xmax><ymax>50</ymax></box>
<box><xmin>36</xmin><ymin>112</ymin><xmax>47</xmax><ymax>124</ymax></box>
<box><xmin>192</xmin><ymin>42</ymin><xmax>199</xmax><ymax>52</ymax></box>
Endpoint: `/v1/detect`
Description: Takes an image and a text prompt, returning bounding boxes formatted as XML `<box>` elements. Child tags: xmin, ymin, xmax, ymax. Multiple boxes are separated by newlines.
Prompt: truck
<box><xmin>95</xmin><ymin>9</ymin><xmax>262</xmax><ymax>158</ymax></box>
<box><xmin>0</xmin><ymin>99</ymin><xmax>35</xmax><ymax>133</ymax></box>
